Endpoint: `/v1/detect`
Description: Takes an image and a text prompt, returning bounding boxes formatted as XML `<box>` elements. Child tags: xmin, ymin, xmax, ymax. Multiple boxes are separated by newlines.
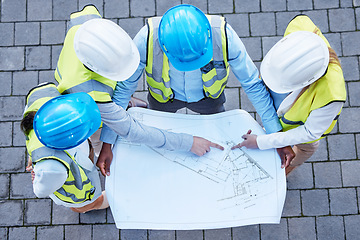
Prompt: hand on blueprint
<box><xmin>231</xmin><ymin>130</ymin><xmax>258</xmax><ymax>149</ymax></box>
<box><xmin>97</xmin><ymin>143</ymin><xmax>113</xmax><ymax>176</ymax></box>
<box><xmin>191</xmin><ymin>136</ymin><xmax>224</xmax><ymax>156</ymax></box>
<box><xmin>276</xmin><ymin>146</ymin><xmax>295</xmax><ymax>168</ymax></box>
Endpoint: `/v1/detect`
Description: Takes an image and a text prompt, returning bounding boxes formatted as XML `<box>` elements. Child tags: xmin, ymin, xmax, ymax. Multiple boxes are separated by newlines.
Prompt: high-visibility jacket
<box><xmin>279</xmin><ymin>15</ymin><xmax>346</xmax><ymax>143</ymax></box>
<box><xmin>145</xmin><ymin>15</ymin><xmax>230</xmax><ymax>103</ymax></box>
<box><xmin>55</xmin><ymin>5</ymin><xmax>116</xmax><ymax>103</ymax></box>
<box><xmin>25</xmin><ymin>83</ymin><xmax>95</xmax><ymax>204</ymax></box>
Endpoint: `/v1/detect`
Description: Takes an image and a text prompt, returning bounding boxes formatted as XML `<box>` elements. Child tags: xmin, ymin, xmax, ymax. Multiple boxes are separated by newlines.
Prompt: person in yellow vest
<box><xmin>104</xmin><ymin>4</ymin><xmax>295</xmax><ymax>168</ymax></box>
<box><xmin>22</xmin><ymin>83</ymin><xmax>108</xmax><ymax>213</ymax></box>
<box><xmin>232</xmin><ymin>15</ymin><xmax>347</xmax><ymax>175</ymax></box>
<box><xmin>54</xmin><ymin>5</ymin><xmax>224</xmax><ymax>177</ymax></box>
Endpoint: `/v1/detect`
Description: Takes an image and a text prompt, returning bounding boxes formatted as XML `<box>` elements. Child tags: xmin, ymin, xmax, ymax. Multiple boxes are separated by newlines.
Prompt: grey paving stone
<box><xmin>0</xmin><ymin>228</ymin><xmax>7</xmax><ymax>240</ymax></box>
<box><xmin>92</xmin><ymin>224</ymin><xmax>119</xmax><ymax>239</ymax></box>
<box><xmin>0</xmin><ymin>122</ymin><xmax>12</xmax><ymax>147</ymax></box>
<box><xmin>0</xmin><ymin>47</ymin><xmax>24</xmax><ymax>71</ymax></box>
<box><xmin>10</xmin><ymin>173</ymin><xmax>36</xmax><ymax>199</ymax></box>
<box><xmin>323</xmin><ymin>33</ymin><xmax>342</xmax><ymax>56</ymax></box>
<box><xmin>157</xmin><ymin>0</ymin><xmax>182</xmax><ymax>16</ymax></box>
<box><xmin>224</xmin><ymin>88</ymin><xmax>240</xmax><ymax>111</ymax></box>
<box><xmin>0</xmin><ymin>200</ymin><xmax>23</xmax><ymax>226</ymax></box>
<box><xmin>233</xmin><ymin>224</ymin><xmax>260</xmax><ymax>240</ymax></box>
<box><xmin>287</xmin><ymin>0</ymin><xmax>313</xmax><ymax>11</ymax></box>
<box><xmin>328</xmin><ymin>134</ymin><xmax>356</xmax><ymax>160</ymax></box>
<box><xmin>1</xmin><ymin>0</ymin><xmax>26</xmax><ymax>22</ymax></box>
<box><xmin>106</xmin><ymin>207</ymin><xmax>115</xmax><ymax>223</ymax></box>
<box><xmin>0</xmin><ymin>174</ymin><xmax>9</xmax><ymax>199</ymax></box>
<box><xmin>275</xmin><ymin>12</ymin><xmax>300</xmax><ymax>36</ymax></box>
<box><xmin>314</xmin><ymin>0</ymin><xmax>340</xmax><ymax>9</ymax></box>
<box><xmin>121</xmin><ymin>229</ymin><xmax>147</xmax><ymax>240</ymax></box>
<box><xmin>13</xmin><ymin>122</ymin><xmax>25</xmax><ymax>147</ymax></box>
<box><xmin>176</xmin><ymin>230</ymin><xmax>203</xmax><ymax>240</ymax></box>
<box><xmin>262</xmin><ymin>36</ymin><xmax>282</xmax><ymax>56</ymax></box>
<box><xmin>261</xmin><ymin>0</ymin><xmax>286</xmax><ymax>12</ymax></box>
<box><xmin>0</xmin><ymin>96</ymin><xmax>24</xmax><ymax>121</ymax></box>
<box><xmin>357</xmin><ymin>134</ymin><xmax>360</xmax><ymax>159</ymax></box>
<box><xmin>329</xmin><ymin>9</ymin><xmax>356</xmax><ymax>32</ymax></box>
<box><xmin>0</xmin><ymin>147</ymin><xmax>26</xmax><ymax>173</ymax></box>
<box><xmin>130</xmin><ymin>0</ymin><xmax>155</xmax><ymax>17</ymax></box>
<box><xmin>204</xmin><ymin>228</ymin><xmax>231</xmax><ymax>240</ymax></box>
<box><xmin>80</xmin><ymin>208</ymin><xmax>106</xmax><ymax>223</ymax></box>
<box><xmin>341</xmin><ymin>160</ymin><xmax>360</xmax><ymax>186</ymax></box>
<box><xmin>288</xmin><ymin>217</ymin><xmax>316</xmax><ymax>240</ymax></box>
<box><xmin>104</xmin><ymin>0</ymin><xmax>129</xmax><ymax>18</ymax></box>
<box><xmin>281</xmin><ymin>190</ymin><xmax>301</xmax><ymax>217</ymax></box>
<box><xmin>25</xmin><ymin>199</ymin><xmax>52</xmax><ymax>225</ymax></box>
<box><xmin>250</xmin><ymin>13</ymin><xmax>276</xmax><ymax>36</ymax></box>
<box><xmin>225</xmin><ymin>14</ymin><xmax>250</xmax><ymax>37</ymax></box>
<box><xmin>181</xmin><ymin>0</ymin><xmax>207</xmax><ymax>13</ymax></box>
<box><xmin>340</xmin><ymin>56</ymin><xmax>359</xmax><ymax>81</ymax></box>
<box><xmin>241</xmin><ymin>37</ymin><xmax>262</xmax><ymax>61</ymax></box>
<box><xmin>348</xmin><ymin>82</ymin><xmax>360</xmax><ymax>107</ymax></box>
<box><xmin>314</xmin><ymin>162</ymin><xmax>342</xmax><ymax>188</ymax></box>
<box><xmin>37</xmin><ymin>226</ymin><xmax>64</xmax><ymax>240</ymax></box>
<box><xmin>338</xmin><ymin>108</ymin><xmax>360</xmax><ymax>133</ymax></box>
<box><xmin>301</xmin><ymin>189</ymin><xmax>329</xmax><ymax>216</ymax></box>
<box><xmin>79</xmin><ymin>0</ymin><xmax>104</xmax><ymax>16</ymax></box>
<box><xmin>0</xmin><ymin>72</ymin><xmax>12</xmax><ymax>96</ymax></box>
<box><xmin>287</xmin><ymin>163</ymin><xmax>314</xmax><ymax>190</ymax></box>
<box><xmin>53</xmin><ymin>0</ymin><xmax>78</xmax><ymax>20</ymax></box>
<box><xmin>25</xmin><ymin>46</ymin><xmax>51</xmax><ymax>70</ymax></box>
<box><xmin>355</xmin><ymin>0</ymin><xmax>360</xmax><ymax>6</ymax></box>
<box><xmin>240</xmin><ymin>88</ymin><xmax>256</xmax><ymax>112</ymax></box>
<box><xmin>307</xmin><ymin>139</ymin><xmax>328</xmax><ymax>162</ymax></box>
<box><xmin>8</xmin><ymin>227</ymin><xmax>35</xmax><ymax>240</ymax></box>
<box><xmin>118</xmin><ymin>18</ymin><xmax>145</xmax><ymax>39</ymax></box>
<box><xmin>340</xmin><ymin>0</ymin><xmax>353</xmax><ymax>7</ymax></box>
<box><xmin>52</xmin><ymin>203</ymin><xmax>79</xmax><ymax>224</ymax></box>
<box><xmin>329</xmin><ymin>188</ymin><xmax>358</xmax><ymax>215</ymax></box>
<box><xmin>51</xmin><ymin>45</ymin><xmax>63</xmax><ymax>70</ymax></box>
<box><xmin>209</xmin><ymin>0</ymin><xmax>233</xmax><ymax>14</ymax></box>
<box><xmin>235</xmin><ymin>0</ymin><xmax>260</xmax><ymax>13</ymax></box>
<box><xmin>39</xmin><ymin>70</ymin><xmax>57</xmax><ymax>84</ymax></box>
<box><xmin>302</xmin><ymin>10</ymin><xmax>329</xmax><ymax>33</ymax></box>
<box><xmin>64</xmin><ymin>225</ymin><xmax>91</xmax><ymax>239</ymax></box>
<box><xmin>260</xmin><ymin>218</ymin><xmax>288</xmax><ymax>240</ymax></box>
<box><xmin>27</xmin><ymin>0</ymin><xmax>52</xmax><ymax>21</ymax></box>
<box><xmin>316</xmin><ymin>216</ymin><xmax>345</xmax><ymax>240</ymax></box>
<box><xmin>13</xmin><ymin>71</ymin><xmax>38</xmax><ymax>96</ymax></box>
<box><xmin>0</xmin><ymin>23</ymin><xmax>14</xmax><ymax>46</ymax></box>
<box><xmin>342</xmin><ymin>32</ymin><xmax>360</xmax><ymax>56</ymax></box>
<box><xmin>15</xmin><ymin>22</ymin><xmax>40</xmax><ymax>46</ymax></box>
<box><xmin>356</xmin><ymin>8</ymin><xmax>360</xmax><ymax>30</ymax></box>
<box><xmin>344</xmin><ymin>215</ymin><xmax>360</xmax><ymax>240</ymax></box>
<box><xmin>41</xmin><ymin>22</ymin><xmax>66</xmax><ymax>45</ymax></box>
<box><xmin>148</xmin><ymin>230</ymin><xmax>175</xmax><ymax>240</ymax></box>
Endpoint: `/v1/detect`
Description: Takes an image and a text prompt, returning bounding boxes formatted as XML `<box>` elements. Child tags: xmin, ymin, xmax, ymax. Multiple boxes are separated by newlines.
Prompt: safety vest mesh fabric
<box><xmin>55</xmin><ymin>5</ymin><xmax>116</xmax><ymax>103</ymax></box>
<box><xmin>145</xmin><ymin>15</ymin><xmax>229</xmax><ymax>103</ymax></box>
<box><xmin>279</xmin><ymin>15</ymin><xmax>346</xmax><ymax>143</ymax></box>
<box><xmin>25</xmin><ymin>85</ymin><xmax>95</xmax><ymax>204</ymax></box>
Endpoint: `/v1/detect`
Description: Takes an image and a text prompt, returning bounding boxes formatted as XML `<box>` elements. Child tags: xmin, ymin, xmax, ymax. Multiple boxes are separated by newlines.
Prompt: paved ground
<box><xmin>1</xmin><ymin>0</ymin><xmax>360</xmax><ymax>239</ymax></box>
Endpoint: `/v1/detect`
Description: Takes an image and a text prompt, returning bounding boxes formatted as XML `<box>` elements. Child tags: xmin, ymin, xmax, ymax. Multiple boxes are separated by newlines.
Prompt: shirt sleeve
<box><xmin>226</xmin><ymin>24</ymin><xmax>282</xmax><ymax>134</ymax></box>
<box><xmin>256</xmin><ymin>102</ymin><xmax>344</xmax><ymax>149</ymax></box>
<box><xmin>97</xmin><ymin>102</ymin><xmax>194</xmax><ymax>151</ymax></box>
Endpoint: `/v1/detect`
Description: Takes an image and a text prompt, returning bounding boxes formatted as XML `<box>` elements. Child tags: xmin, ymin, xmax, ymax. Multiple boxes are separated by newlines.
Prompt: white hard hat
<box><xmin>260</xmin><ymin>31</ymin><xmax>329</xmax><ymax>93</ymax></box>
<box><xmin>74</xmin><ymin>18</ymin><xmax>140</xmax><ymax>81</ymax></box>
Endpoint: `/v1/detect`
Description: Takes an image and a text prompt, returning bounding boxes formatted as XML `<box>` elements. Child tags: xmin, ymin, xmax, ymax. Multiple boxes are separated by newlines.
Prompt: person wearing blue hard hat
<box><xmin>107</xmin><ymin>4</ymin><xmax>295</xmax><ymax>168</ymax></box>
<box><xmin>22</xmin><ymin>82</ymin><xmax>109</xmax><ymax>213</ymax></box>
<box><xmin>53</xmin><ymin>5</ymin><xmax>223</xmax><ymax>177</ymax></box>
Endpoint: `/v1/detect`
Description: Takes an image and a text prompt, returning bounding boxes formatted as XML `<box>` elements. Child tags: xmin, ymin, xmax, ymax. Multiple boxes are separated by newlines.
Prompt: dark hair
<box><xmin>21</xmin><ymin>111</ymin><xmax>36</xmax><ymax>136</ymax></box>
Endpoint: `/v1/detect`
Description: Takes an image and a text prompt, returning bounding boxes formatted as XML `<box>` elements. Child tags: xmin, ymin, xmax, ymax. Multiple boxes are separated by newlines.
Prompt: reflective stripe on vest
<box><xmin>55</xmin><ymin>5</ymin><xmax>116</xmax><ymax>103</ymax></box>
<box><xmin>279</xmin><ymin>15</ymin><xmax>346</xmax><ymax>143</ymax></box>
<box><xmin>145</xmin><ymin>15</ymin><xmax>229</xmax><ymax>103</ymax></box>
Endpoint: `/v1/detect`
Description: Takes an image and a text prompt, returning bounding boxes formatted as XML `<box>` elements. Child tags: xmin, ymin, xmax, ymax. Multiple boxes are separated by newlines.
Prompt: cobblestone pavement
<box><xmin>1</xmin><ymin>0</ymin><xmax>360</xmax><ymax>239</ymax></box>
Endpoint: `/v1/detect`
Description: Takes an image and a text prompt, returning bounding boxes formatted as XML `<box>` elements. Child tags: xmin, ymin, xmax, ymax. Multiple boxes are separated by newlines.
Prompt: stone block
<box><xmin>15</xmin><ymin>22</ymin><xmax>40</xmax><ymax>46</ymax></box>
<box><xmin>342</xmin><ymin>32</ymin><xmax>360</xmax><ymax>56</ymax></box>
<box><xmin>64</xmin><ymin>225</ymin><xmax>92</xmax><ymax>239</ymax></box>
<box><xmin>357</xmin><ymin>134</ymin><xmax>360</xmax><ymax>159</ymax></box>
<box><xmin>282</xmin><ymin>190</ymin><xmax>301</xmax><ymax>217</ymax></box>
<box><xmin>157</xmin><ymin>0</ymin><xmax>182</xmax><ymax>15</ymax></box>
<box><xmin>328</xmin><ymin>134</ymin><xmax>356</xmax><ymax>160</ymax></box>
<box><xmin>224</xmin><ymin>88</ymin><xmax>240</xmax><ymax>111</ymax></box>
<box><xmin>92</xmin><ymin>224</ymin><xmax>119</xmax><ymax>239</ymax></box>
<box><xmin>9</xmin><ymin>227</ymin><xmax>35</xmax><ymax>239</ymax></box>
<box><xmin>0</xmin><ymin>47</ymin><xmax>24</xmax><ymax>71</ymax></box>
<box><xmin>52</xmin><ymin>203</ymin><xmax>79</xmax><ymax>224</ymax></box>
<box><xmin>25</xmin><ymin>199</ymin><xmax>52</xmax><ymax>225</ymax></box>
<box><xmin>104</xmin><ymin>0</ymin><xmax>129</xmax><ymax>18</ymax></box>
<box><xmin>260</xmin><ymin>218</ymin><xmax>288</xmax><ymax>240</ymax></box>
<box><xmin>314</xmin><ymin>162</ymin><xmax>342</xmax><ymax>188</ymax></box>
<box><xmin>0</xmin><ymin>147</ymin><xmax>25</xmax><ymax>172</ymax></box>
<box><xmin>148</xmin><ymin>230</ymin><xmax>175</xmax><ymax>240</ymax></box>
<box><xmin>41</xmin><ymin>21</ymin><xmax>66</xmax><ymax>45</ymax></box>
<box><xmin>182</xmin><ymin>0</ymin><xmax>207</xmax><ymax>13</ymax></box>
<box><xmin>329</xmin><ymin>188</ymin><xmax>358</xmax><ymax>215</ymax></box>
<box><xmin>241</xmin><ymin>37</ymin><xmax>262</xmax><ymax>61</ymax></box>
<box><xmin>340</xmin><ymin>56</ymin><xmax>359</xmax><ymax>81</ymax></box>
<box><xmin>323</xmin><ymin>33</ymin><xmax>341</xmax><ymax>56</ymax></box>
<box><xmin>341</xmin><ymin>160</ymin><xmax>360</xmax><ymax>186</ymax></box>
<box><xmin>118</xmin><ymin>18</ymin><xmax>145</xmax><ymax>39</ymax></box>
<box><xmin>176</xmin><ymin>230</ymin><xmax>203</xmax><ymax>240</ymax></box>
<box><xmin>261</xmin><ymin>0</ymin><xmax>286</xmax><ymax>11</ymax></box>
<box><xmin>288</xmin><ymin>217</ymin><xmax>316</xmax><ymax>240</ymax></box>
<box><xmin>0</xmin><ymin>228</ymin><xmax>7</xmax><ymax>240</ymax></box>
<box><xmin>301</xmin><ymin>189</ymin><xmax>329</xmax><ymax>216</ymax></box>
<box><xmin>316</xmin><ymin>216</ymin><xmax>344</xmax><ymax>240</ymax></box>
<box><xmin>205</xmin><ymin>228</ymin><xmax>232</xmax><ymax>240</ymax></box>
<box><xmin>225</xmin><ymin>14</ymin><xmax>250</xmax><ymax>37</ymax></box>
<box><xmin>11</xmin><ymin>173</ymin><xmax>36</xmax><ymax>199</ymax></box>
<box><xmin>250</xmin><ymin>13</ymin><xmax>276</xmax><ymax>36</ymax></box>
<box><xmin>344</xmin><ymin>215</ymin><xmax>360</xmax><ymax>240</ymax></box>
<box><xmin>262</xmin><ymin>36</ymin><xmax>282</xmax><ymax>56</ymax></box>
<box><xmin>275</xmin><ymin>12</ymin><xmax>299</xmax><ymax>36</ymax></box>
<box><xmin>53</xmin><ymin>0</ymin><xmax>78</xmax><ymax>20</ymax></box>
<box><xmin>0</xmin><ymin>72</ymin><xmax>12</xmax><ymax>96</ymax></box>
<box><xmin>287</xmin><ymin>163</ymin><xmax>314</xmax><ymax>189</ymax></box>
<box><xmin>235</xmin><ymin>0</ymin><xmax>260</xmax><ymax>13</ymax></box>
<box><xmin>39</xmin><ymin>70</ymin><xmax>57</xmax><ymax>84</ymax></box>
<box><xmin>12</xmin><ymin>71</ymin><xmax>38</xmax><ymax>96</ymax></box>
<box><xmin>121</xmin><ymin>229</ymin><xmax>147</xmax><ymax>240</ymax></box>
<box><xmin>348</xmin><ymin>82</ymin><xmax>360</xmax><ymax>107</ymax></box>
<box><xmin>0</xmin><ymin>174</ymin><xmax>9</xmax><ymax>199</ymax></box>
<box><xmin>0</xmin><ymin>122</ymin><xmax>12</xmax><ymax>146</ymax></box>
<box><xmin>209</xmin><ymin>0</ymin><xmax>233</xmax><ymax>14</ymax></box>
<box><xmin>37</xmin><ymin>226</ymin><xmax>64</xmax><ymax>240</ymax></box>
<box><xmin>314</xmin><ymin>0</ymin><xmax>339</xmax><ymax>9</ymax></box>
<box><xmin>233</xmin><ymin>225</ymin><xmax>260</xmax><ymax>240</ymax></box>
<box><xmin>0</xmin><ymin>23</ymin><xmax>14</xmax><ymax>46</ymax></box>
<box><xmin>27</xmin><ymin>0</ymin><xmax>52</xmax><ymax>21</ymax></box>
<box><xmin>287</xmin><ymin>0</ymin><xmax>313</xmax><ymax>11</ymax></box>
<box><xmin>338</xmin><ymin>108</ymin><xmax>360</xmax><ymax>133</ymax></box>
<box><xmin>25</xmin><ymin>46</ymin><xmax>51</xmax><ymax>70</ymax></box>
<box><xmin>0</xmin><ymin>96</ymin><xmax>24</xmax><ymax>121</ymax></box>
<box><xmin>51</xmin><ymin>45</ymin><xmax>63</xmax><ymax>70</ymax></box>
<box><xmin>1</xmin><ymin>0</ymin><xmax>26</xmax><ymax>22</ymax></box>
<box><xmin>356</xmin><ymin>8</ymin><xmax>360</xmax><ymax>30</ymax></box>
<box><xmin>80</xmin><ymin>208</ymin><xmax>106</xmax><ymax>224</ymax></box>
<box><xmin>307</xmin><ymin>139</ymin><xmax>328</xmax><ymax>162</ymax></box>
<box><xmin>130</xmin><ymin>0</ymin><xmax>155</xmax><ymax>17</ymax></box>
<box><xmin>329</xmin><ymin>9</ymin><xmax>356</xmax><ymax>32</ymax></box>
<box><xmin>0</xmin><ymin>200</ymin><xmax>23</xmax><ymax>226</ymax></box>
<box><xmin>340</xmin><ymin>0</ymin><xmax>353</xmax><ymax>7</ymax></box>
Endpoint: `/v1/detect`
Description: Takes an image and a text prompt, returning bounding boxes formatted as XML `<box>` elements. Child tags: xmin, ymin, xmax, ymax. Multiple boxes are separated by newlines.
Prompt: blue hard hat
<box><xmin>158</xmin><ymin>4</ymin><xmax>213</xmax><ymax>71</ymax></box>
<box><xmin>33</xmin><ymin>92</ymin><xmax>101</xmax><ymax>150</ymax></box>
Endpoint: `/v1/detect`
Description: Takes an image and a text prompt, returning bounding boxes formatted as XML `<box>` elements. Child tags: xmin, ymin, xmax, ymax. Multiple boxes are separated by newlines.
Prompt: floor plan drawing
<box><xmin>106</xmin><ymin>108</ymin><xmax>286</xmax><ymax>230</ymax></box>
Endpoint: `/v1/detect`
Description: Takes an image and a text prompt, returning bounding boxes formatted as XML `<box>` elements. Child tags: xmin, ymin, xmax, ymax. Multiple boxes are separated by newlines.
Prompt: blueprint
<box><xmin>106</xmin><ymin>108</ymin><xmax>286</xmax><ymax>230</ymax></box>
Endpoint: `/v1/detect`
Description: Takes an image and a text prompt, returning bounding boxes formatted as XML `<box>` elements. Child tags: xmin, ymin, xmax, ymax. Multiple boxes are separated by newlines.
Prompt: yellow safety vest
<box><xmin>25</xmin><ymin>83</ymin><xmax>95</xmax><ymax>204</ymax></box>
<box><xmin>280</xmin><ymin>15</ymin><xmax>347</xmax><ymax>143</ymax></box>
<box><xmin>55</xmin><ymin>5</ymin><xmax>116</xmax><ymax>103</ymax></box>
<box><xmin>145</xmin><ymin>15</ymin><xmax>230</xmax><ymax>103</ymax></box>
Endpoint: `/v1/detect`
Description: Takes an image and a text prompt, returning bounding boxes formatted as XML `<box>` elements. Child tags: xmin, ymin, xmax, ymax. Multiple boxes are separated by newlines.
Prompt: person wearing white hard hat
<box><xmin>54</xmin><ymin>5</ymin><xmax>224</xmax><ymax>176</ymax></box>
<box><xmin>232</xmin><ymin>15</ymin><xmax>347</xmax><ymax>175</ymax></box>
<box><xmin>104</xmin><ymin>4</ymin><xmax>295</xmax><ymax>168</ymax></box>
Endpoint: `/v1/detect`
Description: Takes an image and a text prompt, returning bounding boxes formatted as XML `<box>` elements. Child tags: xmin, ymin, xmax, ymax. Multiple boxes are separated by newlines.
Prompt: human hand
<box><xmin>276</xmin><ymin>146</ymin><xmax>295</xmax><ymax>168</ymax></box>
<box><xmin>26</xmin><ymin>156</ymin><xmax>33</xmax><ymax>172</ymax></box>
<box><xmin>97</xmin><ymin>143</ymin><xmax>113</xmax><ymax>176</ymax></box>
<box><xmin>231</xmin><ymin>130</ymin><xmax>258</xmax><ymax>149</ymax></box>
<box><xmin>31</xmin><ymin>170</ymin><xmax>35</xmax><ymax>183</ymax></box>
<box><xmin>191</xmin><ymin>136</ymin><xmax>224</xmax><ymax>156</ymax></box>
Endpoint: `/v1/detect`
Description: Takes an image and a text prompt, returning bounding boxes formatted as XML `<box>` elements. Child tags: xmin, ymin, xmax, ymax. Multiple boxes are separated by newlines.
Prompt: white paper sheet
<box><xmin>106</xmin><ymin>108</ymin><xmax>286</xmax><ymax>230</ymax></box>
